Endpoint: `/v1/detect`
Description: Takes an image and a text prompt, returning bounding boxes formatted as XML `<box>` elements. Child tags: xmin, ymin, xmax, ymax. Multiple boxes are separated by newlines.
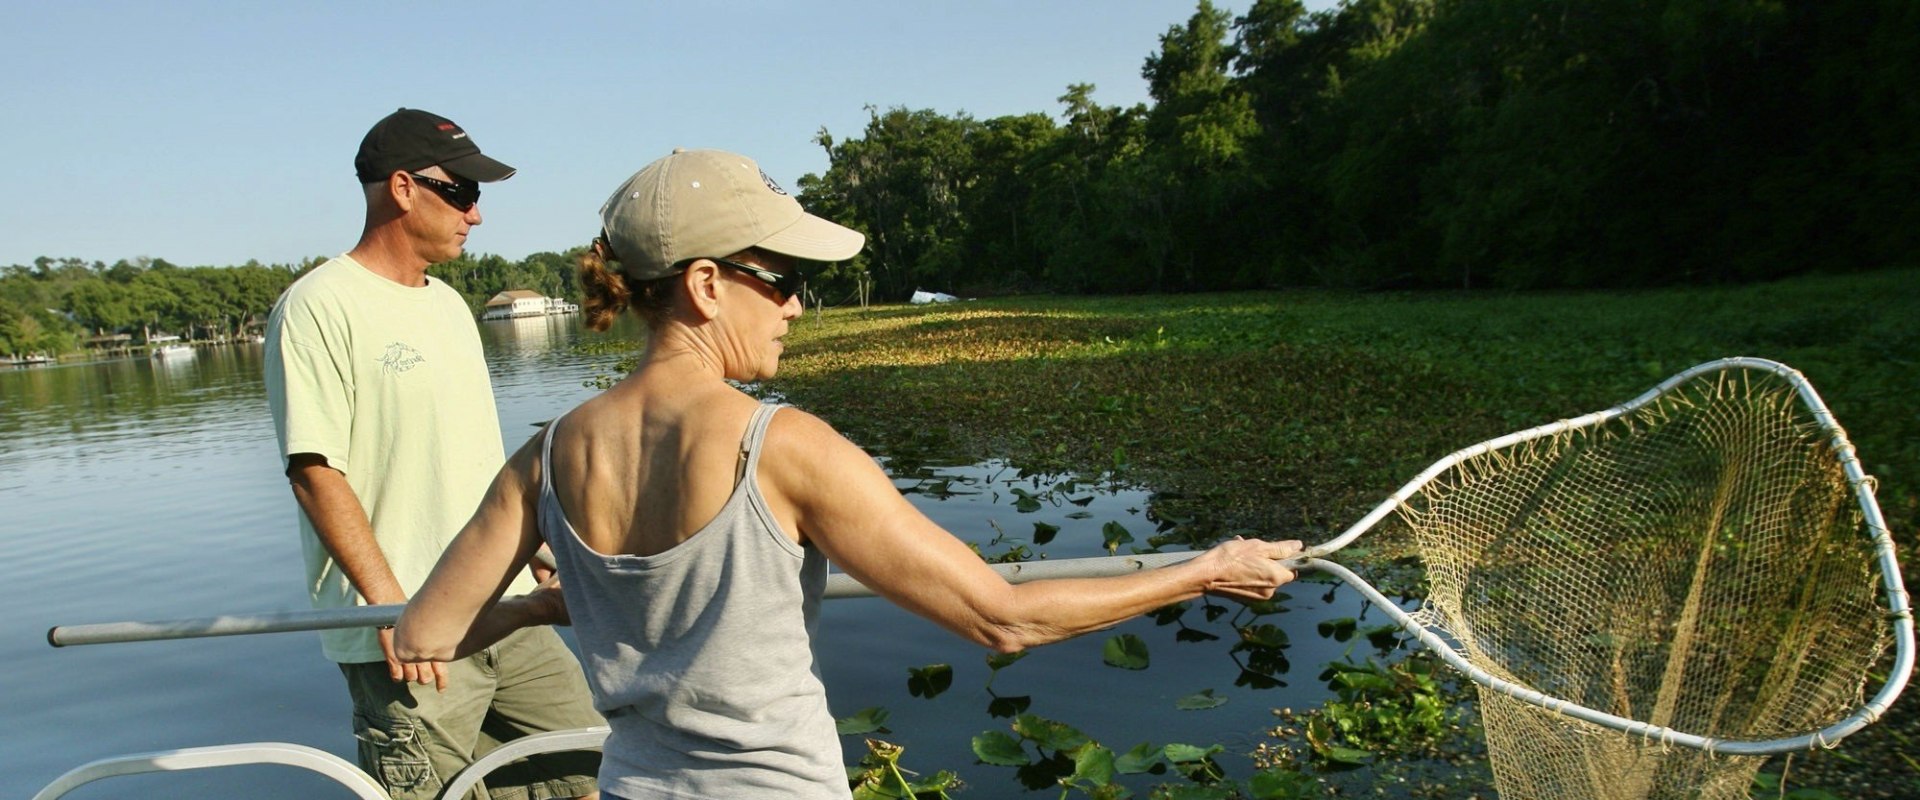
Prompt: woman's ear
<box><xmin>683</xmin><ymin>259</ymin><xmax>722</xmax><ymax>321</ymax></box>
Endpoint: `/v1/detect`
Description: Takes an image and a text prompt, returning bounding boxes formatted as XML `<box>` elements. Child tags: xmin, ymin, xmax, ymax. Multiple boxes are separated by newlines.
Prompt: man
<box><xmin>264</xmin><ymin>107</ymin><xmax>601</xmax><ymax>800</ymax></box>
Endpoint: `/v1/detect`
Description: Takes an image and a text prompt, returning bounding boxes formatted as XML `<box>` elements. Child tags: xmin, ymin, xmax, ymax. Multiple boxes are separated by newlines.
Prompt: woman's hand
<box><xmin>1192</xmin><ymin>537</ymin><xmax>1304</xmax><ymax>601</ymax></box>
<box><xmin>383</xmin><ymin>624</ymin><xmax>450</xmax><ymax>692</ymax></box>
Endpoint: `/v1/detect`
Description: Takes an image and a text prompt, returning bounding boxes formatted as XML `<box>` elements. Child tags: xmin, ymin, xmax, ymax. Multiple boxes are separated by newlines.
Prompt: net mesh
<box><xmin>1397</xmin><ymin>366</ymin><xmax>1890</xmax><ymax>799</ymax></box>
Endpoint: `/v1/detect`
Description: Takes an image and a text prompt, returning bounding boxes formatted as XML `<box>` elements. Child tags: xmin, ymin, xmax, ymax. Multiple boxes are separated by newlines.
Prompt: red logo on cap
<box><xmin>436</xmin><ymin>123</ymin><xmax>457</xmax><ymax>131</ymax></box>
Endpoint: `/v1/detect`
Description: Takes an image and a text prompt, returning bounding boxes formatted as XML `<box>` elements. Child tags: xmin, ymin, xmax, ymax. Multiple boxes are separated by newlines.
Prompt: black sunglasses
<box><xmin>674</xmin><ymin>257</ymin><xmax>806</xmax><ymax>302</ymax></box>
<box><xmin>409</xmin><ymin>173</ymin><xmax>481</xmax><ymax>212</ymax></box>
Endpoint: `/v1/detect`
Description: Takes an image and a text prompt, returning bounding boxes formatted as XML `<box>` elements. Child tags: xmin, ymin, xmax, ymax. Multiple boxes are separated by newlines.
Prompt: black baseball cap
<box><xmin>354</xmin><ymin>108</ymin><xmax>516</xmax><ymax>184</ymax></box>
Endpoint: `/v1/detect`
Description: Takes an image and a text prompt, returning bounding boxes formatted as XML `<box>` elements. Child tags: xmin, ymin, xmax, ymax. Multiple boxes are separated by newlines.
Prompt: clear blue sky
<box><xmin>0</xmin><ymin>1</ymin><xmax>1336</xmax><ymax>270</ymax></box>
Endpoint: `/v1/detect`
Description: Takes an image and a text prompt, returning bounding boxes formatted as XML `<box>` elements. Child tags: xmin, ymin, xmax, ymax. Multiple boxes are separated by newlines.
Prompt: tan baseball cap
<box><xmin>599</xmin><ymin>148</ymin><xmax>864</xmax><ymax>280</ymax></box>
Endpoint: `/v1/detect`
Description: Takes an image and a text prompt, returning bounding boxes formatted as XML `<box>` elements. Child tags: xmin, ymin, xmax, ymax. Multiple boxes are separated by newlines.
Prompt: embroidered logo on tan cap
<box><xmin>760</xmin><ymin>169</ymin><xmax>789</xmax><ymax>196</ymax></box>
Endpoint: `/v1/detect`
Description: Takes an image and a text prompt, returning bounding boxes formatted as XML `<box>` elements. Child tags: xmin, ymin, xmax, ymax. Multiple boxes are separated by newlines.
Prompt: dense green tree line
<box><xmin>1</xmin><ymin>250</ymin><xmax>586</xmax><ymax>358</ymax></box>
<box><xmin>427</xmin><ymin>248</ymin><xmax>587</xmax><ymax>314</ymax></box>
<box><xmin>0</xmin><ymin>256</ymin><xmax>310</xmax><ymax>357</ymax></box>
<box><xmin>797</xmin><ymin>0</ymin><xmax>1918</xmax><ymax>298</ymax></box>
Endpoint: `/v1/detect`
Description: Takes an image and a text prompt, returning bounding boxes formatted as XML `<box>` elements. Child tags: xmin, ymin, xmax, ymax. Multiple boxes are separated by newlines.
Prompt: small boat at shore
<box><xmin>148</xmin><ymin>335</ymin><xmax>194</xmax><ymax>359</ymax></box>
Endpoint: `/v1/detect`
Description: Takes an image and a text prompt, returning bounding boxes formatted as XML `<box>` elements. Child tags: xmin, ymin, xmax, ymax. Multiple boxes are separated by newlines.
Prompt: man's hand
<box><xmin>526</xmin><ymin>574</ymin><xmax>569</xmax><ymax>626</ymax></box>
<box><xmin>381</xmin><ymin>625</ymin><xmax>449</xmax><ymax>692</ymax></box>
<box><xmin>530</xmin><ymin>543</ymin><xmax>558</xmax><ymax>584</ymax></box>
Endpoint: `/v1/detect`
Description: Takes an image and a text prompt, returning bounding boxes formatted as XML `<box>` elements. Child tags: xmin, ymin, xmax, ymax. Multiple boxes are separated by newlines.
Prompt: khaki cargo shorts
<box><xmin>341</xmin><ymin>626</ymin><xmax>603</xmax><ymax>800</ymax></box>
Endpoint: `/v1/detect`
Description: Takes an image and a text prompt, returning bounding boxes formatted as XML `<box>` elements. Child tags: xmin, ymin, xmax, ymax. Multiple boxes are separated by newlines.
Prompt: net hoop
<box><xmin>1300</xmin><ymin>356</ymin><xmax>1912</xmax><ymax>756</ymax></box>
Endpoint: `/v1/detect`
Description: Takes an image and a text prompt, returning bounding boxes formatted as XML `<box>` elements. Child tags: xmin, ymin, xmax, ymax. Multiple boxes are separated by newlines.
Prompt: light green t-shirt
<box><xmin>264</xmin><ymin>254</ymin><xmax>533</xmax><ymax>663</ymax></box>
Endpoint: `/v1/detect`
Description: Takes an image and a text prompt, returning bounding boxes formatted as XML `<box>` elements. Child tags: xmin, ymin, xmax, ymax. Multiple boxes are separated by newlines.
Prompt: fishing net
<box><xmin>1396</xmin><ymin>365</ymin><xmax>1894</xmax><ymax>799</ymax></box>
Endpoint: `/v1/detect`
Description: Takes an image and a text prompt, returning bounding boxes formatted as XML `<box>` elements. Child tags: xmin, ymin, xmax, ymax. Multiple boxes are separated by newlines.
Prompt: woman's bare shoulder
<box><xmin>765</xmin><ymin>405</ymin><xmax>852</xmax><ymax>449</ymax></box>
<box><xmin>761</xmin><ymin>407</ymin><xmax>884</xmax><ymax>489</ymax></box>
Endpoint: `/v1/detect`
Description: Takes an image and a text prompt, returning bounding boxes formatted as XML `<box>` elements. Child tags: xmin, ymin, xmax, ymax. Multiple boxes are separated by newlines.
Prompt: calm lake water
<box><xmin>1</xmin><ymin>314</ymin><xmax>1395</xmax><ymax>798</ymax></box>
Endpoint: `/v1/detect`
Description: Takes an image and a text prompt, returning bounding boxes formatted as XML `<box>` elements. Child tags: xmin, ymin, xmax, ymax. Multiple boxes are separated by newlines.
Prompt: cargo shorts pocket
<box><xmin>352</xmin><ymin>710</ymin><xmax>443</xmax><ymax>799</ymax></box>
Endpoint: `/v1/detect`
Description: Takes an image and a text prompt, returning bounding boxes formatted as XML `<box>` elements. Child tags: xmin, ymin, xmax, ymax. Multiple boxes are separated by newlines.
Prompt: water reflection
<box><xmin>816</xmin><ymin>458</ymin><xmax>1415</xmax><ymax>795</ymax></box>
<box><xmin>0</xmin><ymin>345</ymin><xmax>276</xmax><ymax>473</ymax></box>
<box><xmin>490</xmin><ymin>314</ymin><xmax>560</xmax><ymax>349</ymax></box>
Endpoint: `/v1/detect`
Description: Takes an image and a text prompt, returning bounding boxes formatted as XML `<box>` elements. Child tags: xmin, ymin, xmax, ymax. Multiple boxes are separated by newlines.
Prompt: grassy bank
<box><xmin>771</xmin><ymin>269</ymin><xmax>1917</xmax><ymax>548</ymax></box>
<box><xmin>762</xmin><ymin>268</ymin><xmax>1918</xmax><ymax>797</ymax></box>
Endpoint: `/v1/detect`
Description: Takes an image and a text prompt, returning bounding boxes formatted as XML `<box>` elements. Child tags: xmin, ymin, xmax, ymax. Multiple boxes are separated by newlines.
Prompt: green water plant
<box><xmin>1749</xmin><ymin>771</ymin><xmax>1843</xmax><ymax>799</ymax></box>
<box><xmin>849</xmin><ymin>738</ymin><xmax>963</xmax><ymax>799</ymax></box>
<box><xmin>838</xmin><ymin>706</ymin><xmax>893</xmax><ymax>736</ymax></box>
<box><xmin>1102</xmin><ymin>634</ymin><xmax>1150</xmax><ymax>670</ymax></box>
<box><xmin>908</xmin><ymin>664</ymin><xmax>955</xmax><ymax>699</ymax></box>
<box><xmin>971</xmin><ymin>710</ymin><xmax>1334</xmax><ymax>799</ymax></box>
<box><xmin>1254</xmin><ymin>653</ymin><xmax>1460</xmax><ymax>772</ymax></box>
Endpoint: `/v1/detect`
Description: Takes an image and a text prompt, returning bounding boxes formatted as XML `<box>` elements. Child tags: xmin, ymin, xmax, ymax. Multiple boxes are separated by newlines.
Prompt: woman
<box><xmin>395</xmin><ymin>149</ymin><xmax>1304</xmax><ymax>800</ymax></box>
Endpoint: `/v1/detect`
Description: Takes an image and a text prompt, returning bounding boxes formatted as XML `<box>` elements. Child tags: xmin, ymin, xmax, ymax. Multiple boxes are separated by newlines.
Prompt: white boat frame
<box><xmin>31</xmin><ymin>728</ymin><xmax>611</xmax><ymax>800</ymax></box>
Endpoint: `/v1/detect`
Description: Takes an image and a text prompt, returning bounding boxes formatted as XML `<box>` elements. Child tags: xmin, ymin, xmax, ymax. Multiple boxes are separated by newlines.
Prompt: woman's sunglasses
<box><xmin>409</xmin><ymin>173</ymin><xmax>481</xmax><ymax>212</ymax></box>
<box><xmin>674</xmin><ymin>257</ymin><xmax>806</xmax><ymax>302</ymax></box>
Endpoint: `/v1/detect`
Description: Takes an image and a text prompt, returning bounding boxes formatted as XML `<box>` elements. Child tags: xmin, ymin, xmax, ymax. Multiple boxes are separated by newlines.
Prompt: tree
<box><xmin>955</xmin><ymin>112</ymin><xmax>1060</xmax><ymax>292</ymax></box>
<box><xmin>807</xmin><ymin>107</ymin><xmax>982</xmax><ymax>299</ymax></box>
<box><xmin>1138</xmin><ymin>0</ymin><xmax>1264</xmax><ymax>290</ymax></box>
<box><xmin>68</xmin><ymin>281</ymin><xmax>143</xmax><ymax>332</ymax></box>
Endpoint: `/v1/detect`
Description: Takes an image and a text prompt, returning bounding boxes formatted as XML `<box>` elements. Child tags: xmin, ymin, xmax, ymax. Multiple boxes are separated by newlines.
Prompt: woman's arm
<box><xmin>762</xmin><ymin>411</ymin><xmax>1302</xmax><ymax>653</ymax></box>
<box><xmin>394</xmin><ymin>430</ymin><xmax>559</xmax><ymax>667</ymax></box>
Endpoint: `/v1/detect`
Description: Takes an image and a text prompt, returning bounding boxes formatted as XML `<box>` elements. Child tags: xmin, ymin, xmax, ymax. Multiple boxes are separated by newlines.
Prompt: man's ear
<box><xmin>387</xmin><ymin>171</ymin><xmax>417</xmax><ymax>212</ymax></box>
<box><xmin>683</xmin><ymin>260</ymin><xmax>722</xmax><ymax>321</ymax></box>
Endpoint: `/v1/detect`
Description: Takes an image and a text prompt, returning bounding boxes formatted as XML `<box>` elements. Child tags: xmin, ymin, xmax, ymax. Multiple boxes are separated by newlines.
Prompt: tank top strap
<box><xmin>538</xmin><ymin>415</ymin><xmax>563</xmax><ymax>505</ymax></box>
<box><xmin>537</xmin><ymin>414</ymin><xmax>564</xmax><ymax>544</ymax></box>
<box><xmin>737</xmin><ymin>403</ymin><xmax>783</xmax><ymax>482</ymax></box>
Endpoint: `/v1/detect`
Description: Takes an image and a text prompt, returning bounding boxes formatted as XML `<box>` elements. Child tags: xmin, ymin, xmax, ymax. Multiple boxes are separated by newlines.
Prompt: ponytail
<box><xmin>577</xmin><ymin>235</ymin><xmax>631</xmax><ymax>332</ymax></box>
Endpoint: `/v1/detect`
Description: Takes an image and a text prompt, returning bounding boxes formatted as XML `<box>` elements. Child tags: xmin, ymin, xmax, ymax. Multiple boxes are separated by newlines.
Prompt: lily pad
<box><xmin>836</xmin><ymin>706</ymin><xmax>891</xmax><ymax>736</ymax></box>
<box><xmin>1175</xmin><ymin>688</ymin><xmax>1228</xmax><ymax>710</ymax></box>
<box><xmin>1102</xmin><ymin>633</ymin><xmax>1150</xmax><ymax>670</ymax></box>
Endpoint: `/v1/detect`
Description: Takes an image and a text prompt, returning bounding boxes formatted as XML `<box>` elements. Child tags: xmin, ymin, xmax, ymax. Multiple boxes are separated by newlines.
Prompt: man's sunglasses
<box><xmin>409</xmin><ymin>173</ymin><xmax>481</xmax><ymax>212</ymax></box>
<box><xmin>674</xmin><ymin>257</ymin><xmax>806</xmax><ymax>302</ymax></box>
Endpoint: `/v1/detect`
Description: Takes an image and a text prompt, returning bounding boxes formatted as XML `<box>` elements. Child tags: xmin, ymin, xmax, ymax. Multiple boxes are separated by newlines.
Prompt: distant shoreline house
<box><xmin>481</xmin><ymin>290</ymin><xmax>580</xmax><ymax>321</ymax></box>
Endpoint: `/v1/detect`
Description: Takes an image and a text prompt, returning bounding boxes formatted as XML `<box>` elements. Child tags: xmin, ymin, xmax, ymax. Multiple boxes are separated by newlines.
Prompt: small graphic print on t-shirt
<box><xmin>378</xmin><ymin>342</ymin><xmax>426</xmax><ymax>374</ymax></box>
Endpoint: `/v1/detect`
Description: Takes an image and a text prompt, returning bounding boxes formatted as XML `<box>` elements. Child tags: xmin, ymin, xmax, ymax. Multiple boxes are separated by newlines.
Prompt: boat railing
<box><xmin>39</xmin><ymin>553</ymin><xmax>1202</xmax><ymax>797</ymax></box>
<box><xmin>31</xmin><ymin>742</ymin><xmax>386</xmax><ymax>800</ymax></box>
<box><xmin>31</xmin><ymin>726</ymin><xmax>612</xmax><ymax>800</ymax></box>
<box><xmin>439</xmin><ymin>726</ymin><xmax>610</xmax><ymax>800</ymax></box>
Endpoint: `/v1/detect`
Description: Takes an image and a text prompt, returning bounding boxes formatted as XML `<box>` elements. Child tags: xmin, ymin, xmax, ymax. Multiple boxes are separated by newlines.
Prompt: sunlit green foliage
<box><xmin>766</xmin><ymin>270</ymin><xmax>1918</xmax><ymax>566</ymax></box>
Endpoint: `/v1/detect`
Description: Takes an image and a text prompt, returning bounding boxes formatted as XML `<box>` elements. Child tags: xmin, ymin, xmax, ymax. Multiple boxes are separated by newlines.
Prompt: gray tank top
<box><xmin>539</xmin><ymin>404</ymin><xmax>845</xmax><ymax>799</ymax></box>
